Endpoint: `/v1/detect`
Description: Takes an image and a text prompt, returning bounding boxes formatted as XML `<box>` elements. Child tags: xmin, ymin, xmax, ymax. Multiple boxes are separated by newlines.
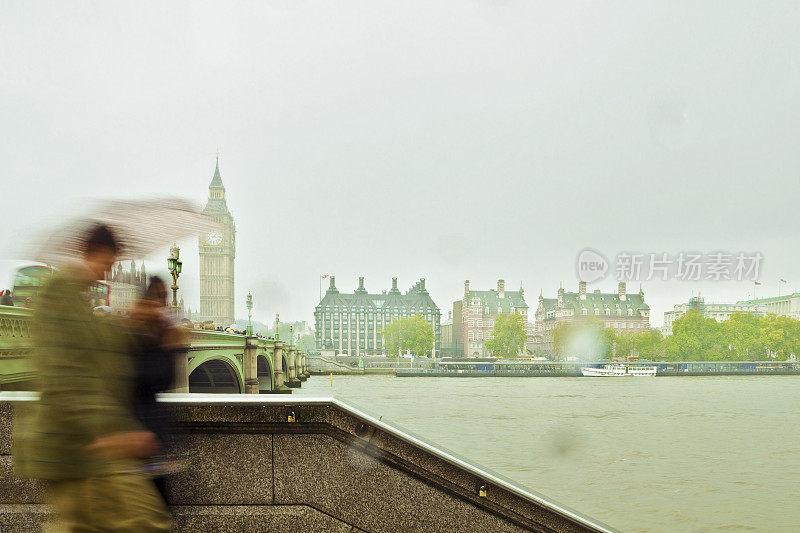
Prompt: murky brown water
<box><xmin>298</xmin><ymin>374</ymin><xmax>800</xmax><ymax>532</ymax></box>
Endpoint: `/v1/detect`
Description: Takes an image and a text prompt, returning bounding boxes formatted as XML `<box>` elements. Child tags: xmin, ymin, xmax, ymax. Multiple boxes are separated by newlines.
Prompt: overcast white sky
<box><xmin>1</xmin><ymin>1</ymin><xmax>799</xmax><ymax>326</ymax></box>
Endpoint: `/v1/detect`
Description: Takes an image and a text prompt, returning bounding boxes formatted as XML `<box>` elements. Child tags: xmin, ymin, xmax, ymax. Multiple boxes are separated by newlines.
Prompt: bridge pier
<box><xmin>298</xmin><ymin>353</ymin><xmax>308</xmax><ymax>381</ymax></box>
<box><xmin>285</xmin><ymin>346</ymin><xmax>302</xmax><ymax>388</ymax></box>
<box><xmin>243</xmin><ymin>336</ymin><xmax>260</xmax><ymax>395</ymax></box>
<box><xmin>265</xmin><ymin>340</ymin><xmax>292</xmax><ymax>394</ymax></box>
<box><xmin>172</xmin><ymin>347</ymin><xmax>189</xmax><ymax>393</ymax></box>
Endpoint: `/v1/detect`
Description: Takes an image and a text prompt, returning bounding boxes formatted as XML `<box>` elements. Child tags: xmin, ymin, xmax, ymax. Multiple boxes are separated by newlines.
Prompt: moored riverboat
<box><xmin>581</xmin><ymin>364</ymin><xmax>657</xmax><ymax>377</ymax></box>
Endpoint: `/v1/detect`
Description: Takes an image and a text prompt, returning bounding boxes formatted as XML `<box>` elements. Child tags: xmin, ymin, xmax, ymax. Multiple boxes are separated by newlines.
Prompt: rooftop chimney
<box><xmin>389</xmin><ymin>277</ymin><xmax>400</xmax><ymax>294</ymax></box>
<box><xmin>579</xmin><ymin>281</ymin><xmax>587</xmax><ymax>300</ymax></box>
<box><xmin>498</xmin><ymin>279</ymin><xmax>505</xmax><ymax>298</ymax></box>
<box><xmin>465</xmin><ymin>280</ymin><xmax>470</xmax><ymax>295</ymax></box>
<box><xmin>356</xmin><ymin>276</ymin><xmax>366</xmax><ymax>293</ymax></box>
<box><xmin>618</xmin><ymin>281</ymin><xmax>627</xmax><ymax>301</ymax></box>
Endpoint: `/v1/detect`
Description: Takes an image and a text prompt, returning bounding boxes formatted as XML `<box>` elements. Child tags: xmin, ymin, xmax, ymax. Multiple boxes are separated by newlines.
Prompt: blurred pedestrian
<box><xmin>129</xmin><ymin>275</ymin><xmax>187</xmax><ymax>501</ymax></box>
<box><xmin>0</xmin><ymin>289</ymin><xmax>13</xmax><ymax>306</ymax></box>
<box><xmin>13</xmin><ymin>224</ymin><xmax>172</xmax><ymax>532</ymax></box>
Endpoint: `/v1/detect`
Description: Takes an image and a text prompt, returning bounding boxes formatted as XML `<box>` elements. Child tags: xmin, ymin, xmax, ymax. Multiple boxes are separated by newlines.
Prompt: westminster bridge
<box><xmin>0</xmin><ymin>305</ymin><xmax>309</xmax><ymax>393</ymax></box>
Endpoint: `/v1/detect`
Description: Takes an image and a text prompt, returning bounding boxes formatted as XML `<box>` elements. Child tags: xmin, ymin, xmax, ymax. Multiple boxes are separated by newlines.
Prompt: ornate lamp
<box><xmin>246</xmin><ymin>292</ymin><xmax>253</xmax><ymax>336</ymax></box>
<box><xmin>167</xmin><ymin>243</ymin><xmax>182</xmax><ymax>312</ymax></box>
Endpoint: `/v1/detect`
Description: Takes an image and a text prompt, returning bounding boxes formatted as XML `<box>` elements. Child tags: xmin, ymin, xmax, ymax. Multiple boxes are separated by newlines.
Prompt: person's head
<box><xmin>83</xmin><ymin>224</ymin><xmax>119</xmax><ymax>279</ymax></box>
<box><xmin>144</xmin><ymin>276</ymin><xmax>168</xmax><ymax>308</ymax></box>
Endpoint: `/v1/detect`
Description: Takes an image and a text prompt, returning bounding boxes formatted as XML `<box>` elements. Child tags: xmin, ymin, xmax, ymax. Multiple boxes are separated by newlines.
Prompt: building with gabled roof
<box><xmin>107</xmin><ymin>260</ymin><xmax>147</xmax><ymax>313</ymax></box>
<box><xmin>461</xmin><ymin>279</ymin><xmax>531</xmax><ymax>357</ymax></box>
<box><xmin>314</xmin><ymin>276</ymin><xmax>441</xmax><ymax>357</ymax></box>
<box><xmin>534</xmin><ymin>281</ymin><xmax>650</xmax><ymax>355</ymax></box>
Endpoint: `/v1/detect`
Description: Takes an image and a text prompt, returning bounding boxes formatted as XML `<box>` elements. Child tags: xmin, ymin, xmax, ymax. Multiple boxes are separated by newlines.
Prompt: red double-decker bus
<box><xmin>88</xmin><ymin>280</ymin><xmax>111</xmax><ymax>307</ymax></box>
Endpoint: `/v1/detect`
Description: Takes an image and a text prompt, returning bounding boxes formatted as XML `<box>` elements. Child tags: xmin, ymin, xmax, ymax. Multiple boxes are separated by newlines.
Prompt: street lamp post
<box><xmin>167</xmin><ymin>243</ymin><xmax>182</xmax><ymax>315</ymax></box>
<box><xmin>246</xmin><ymin>292</ymin><xmax>253</xmax><ymax>336</ymax></box>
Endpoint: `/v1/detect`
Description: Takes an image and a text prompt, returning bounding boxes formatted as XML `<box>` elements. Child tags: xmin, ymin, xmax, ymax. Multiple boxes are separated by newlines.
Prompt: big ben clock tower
<box><xmin>199</xmin><ymin>156</ymin><xmax>236</xmax><ymax>325</ymax></box>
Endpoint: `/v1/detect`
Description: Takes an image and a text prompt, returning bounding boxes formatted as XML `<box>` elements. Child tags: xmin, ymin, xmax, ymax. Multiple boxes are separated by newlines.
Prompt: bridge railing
<box><xmin>0</xmin><ymin>306</ymin><xmax>34</xmax><ymax>389</ymax></box>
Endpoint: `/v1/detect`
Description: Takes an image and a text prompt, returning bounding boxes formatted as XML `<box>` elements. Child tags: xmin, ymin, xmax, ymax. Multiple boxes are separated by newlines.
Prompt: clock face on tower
<box><xmin>205</xmin><ymin>230</ymin><xmax>223</xmax><ymax>246</ymax></box>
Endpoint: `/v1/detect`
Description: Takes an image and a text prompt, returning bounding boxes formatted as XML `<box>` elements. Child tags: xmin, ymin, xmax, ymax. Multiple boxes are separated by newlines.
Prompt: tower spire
<box><xmin>210</xmin><ymin>153</ymin><xmax>223</xmax><ymax>188</ymax></box>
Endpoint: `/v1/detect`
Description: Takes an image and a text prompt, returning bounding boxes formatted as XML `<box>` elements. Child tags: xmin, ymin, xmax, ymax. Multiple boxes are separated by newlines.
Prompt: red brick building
<box><xmin>533</xmin><ymin>281</ymin><xmax>650</xmax><ymax>356</ymax></box>
<box><xmin>461</xmin><ymin>279</ymin><xmax>533</xmax><ymax>357</ymax></box>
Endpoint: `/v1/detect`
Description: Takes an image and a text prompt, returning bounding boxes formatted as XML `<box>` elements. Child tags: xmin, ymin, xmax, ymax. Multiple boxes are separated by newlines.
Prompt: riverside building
<box><xmin>314</xmin><ymin>276</ymin><xmax>441</xmax><ymax>357</ymax></box>
<box><xmin>661</xmin><ymin>292</ymin><xmax>800</xmax><ymax>335</ymax></box>
<box><xmin>534</xmin><ymin>281</ymin><xmax>650</xmax><ymax>355</ymax></box>
<box><xmin>662</xmin><ymin>297</ymin><xmax>755</xmax><ymax>336</ymax></box>
<box><xmin>461</xmin><ymin>279</ymin><xmax>531</xmax><ymax>357</ymax></box>
<box><xmin>737</xmin><ymin>293</ymin><xmax>800</xmax><ymax>321</ymax></box>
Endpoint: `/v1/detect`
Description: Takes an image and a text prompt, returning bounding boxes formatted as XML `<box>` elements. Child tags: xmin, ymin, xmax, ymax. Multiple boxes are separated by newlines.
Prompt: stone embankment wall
<box><xmin>308</xmin><ymin>355</ymin><xmax>437</xmax><ymax>375</ymax></box>
<box><xmin>0</xmin><ymin>395</ymin><xmax>614</xmax><ymax>532</ymax></box>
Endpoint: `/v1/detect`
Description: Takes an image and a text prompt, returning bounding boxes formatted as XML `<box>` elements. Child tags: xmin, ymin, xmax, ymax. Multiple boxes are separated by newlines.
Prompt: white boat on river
<box><xmin>581</xmin><ymin>364</ymin><xmax>657</xmax><ymax>377</ymax></box>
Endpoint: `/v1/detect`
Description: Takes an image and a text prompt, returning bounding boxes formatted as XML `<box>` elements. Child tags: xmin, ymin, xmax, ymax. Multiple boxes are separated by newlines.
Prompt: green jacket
<box><xmin>13</xmin><ymin>266</ymin><xmax>142</xmax><ymax>480</ymax></box>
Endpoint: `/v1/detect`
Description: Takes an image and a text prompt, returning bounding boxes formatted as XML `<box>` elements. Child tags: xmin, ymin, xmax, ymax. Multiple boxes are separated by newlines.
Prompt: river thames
<box><xmin>298</xmin><ymin>375</ymin><xmax>800</xmax><ymax>532</ymax></box>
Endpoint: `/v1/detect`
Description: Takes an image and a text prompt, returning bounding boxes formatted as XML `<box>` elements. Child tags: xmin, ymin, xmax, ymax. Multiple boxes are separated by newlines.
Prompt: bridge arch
<box><xmin>188</xmin><ymin>354</ymin><xmax>244</xmax><ymax>393</ymax></box>
<box><xmin>257</xmin><ymin>353</ymin><xmax>274</xmax><ymax>392</ymax></box>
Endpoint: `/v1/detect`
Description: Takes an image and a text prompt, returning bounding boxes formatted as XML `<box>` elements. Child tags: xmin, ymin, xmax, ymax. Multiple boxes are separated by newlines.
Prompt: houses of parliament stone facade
<box><xmin>199</xmin><ymin>157</ymin><xmax>236</xmax><ymax>325</ymax></box>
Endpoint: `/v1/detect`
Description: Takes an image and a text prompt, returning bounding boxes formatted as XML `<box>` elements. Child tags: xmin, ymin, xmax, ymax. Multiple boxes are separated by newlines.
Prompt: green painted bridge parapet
<box><xmin>0</xmin><ymin>305</ymin><xmax>309</xmax><ymax>394</ymax></box>
<box><xmin>0</xmin><ymin>306</ymin><xmax>34</xmax><ymax>390</ymax></box>
<box><xmin>0</xmin><ymin>393</ymin><xmax>617</xmax><ymax>532</ymax></box>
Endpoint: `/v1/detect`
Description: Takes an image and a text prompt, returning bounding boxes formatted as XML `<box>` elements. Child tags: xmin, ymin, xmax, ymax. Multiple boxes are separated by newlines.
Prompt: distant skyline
<box><xmin>2</xmin><ymin>1</ymin><xmax>799</xmax><ymax>327</ymax></box>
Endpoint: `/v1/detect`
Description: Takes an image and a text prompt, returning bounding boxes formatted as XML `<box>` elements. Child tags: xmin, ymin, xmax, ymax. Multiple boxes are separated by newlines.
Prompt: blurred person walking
<box><xmin>0</xmin><ymin>289</ymin><xmax>13</xmax><ymax>306</ymax></box>
<box><xmin>129</xmin><ymin>275</ymin><xmax>187</xmax><ymax>501</ymax></box>
<box><xmin>13</xmin><ymin>224</ymin><xmax>172</xmax><ymax>532</ymax></box>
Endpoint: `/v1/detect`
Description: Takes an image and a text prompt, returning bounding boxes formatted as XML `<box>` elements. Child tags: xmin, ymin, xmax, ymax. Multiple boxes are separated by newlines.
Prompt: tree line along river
<box><xmin>298</xmin><ymin>374</ymin><xmax>800</xmax><ymax>532</ymax></box>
